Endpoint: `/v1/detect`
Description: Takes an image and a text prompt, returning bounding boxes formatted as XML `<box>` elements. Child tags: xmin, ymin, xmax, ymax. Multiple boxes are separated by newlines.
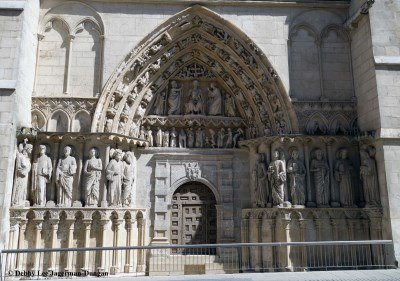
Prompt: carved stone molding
<box><xmin>93</xmin><ymin>5</ymin><xmax>298</xmax><ymax>137</ymax></box>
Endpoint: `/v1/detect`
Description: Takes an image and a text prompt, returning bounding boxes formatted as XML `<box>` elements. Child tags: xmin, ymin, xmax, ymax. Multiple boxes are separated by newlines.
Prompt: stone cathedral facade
<box><xmin>1</xmin><ymin>0</ymin><xmax>400</xmax><ymax>274</ymax></box>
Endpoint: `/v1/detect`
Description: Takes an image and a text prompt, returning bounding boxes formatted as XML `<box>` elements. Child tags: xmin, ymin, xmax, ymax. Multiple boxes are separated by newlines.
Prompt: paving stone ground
<box><xmin>79</xmin><ymin>270</ymin><xmax>400</xmax><ymax>281</ymax></box>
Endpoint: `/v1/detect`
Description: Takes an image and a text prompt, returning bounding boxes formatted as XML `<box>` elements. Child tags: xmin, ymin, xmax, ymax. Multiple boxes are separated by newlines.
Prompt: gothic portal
<box><xmin>3</xmin><ymin>0</ymin><xmax>397</xmax><ymax>275</ymax></box>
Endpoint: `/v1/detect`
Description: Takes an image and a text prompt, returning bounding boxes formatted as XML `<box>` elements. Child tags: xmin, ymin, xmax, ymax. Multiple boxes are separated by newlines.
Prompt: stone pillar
<box><xmin>82</xmin><ymin>219</ymin><xmax>92</xmax><ymax>271</ymax></box>
<box><xmin>124</xmin><ymin>218</ymin><xmax>135</xmax><ymax>273</ymax></box>
<box><xmin>240</xmin><ymin>214</ymin><xmax>250</xmax><ymax>271</ymax></box>
<box><xmin>16</xmin><ymin>219</ymin><xmax>27</xmax><ymax>270</ymax></box>
<box><xmin>64</xmin><ymin>35</ymin><xmax>75</xmax><ymax>94</ymax></box>
<box><xmin>369</xmin><ymin>217</ymin><xmax>384</xmax><ymax>266</ymax></box>
<box><xmin>65</xmin><ymin>219</ymin><xmax>75</xmax><ymax>272</ymax></box>
<box><xmin>330</xmin><ymin>218</ymin><xmax>339</xmax><ymax>266</ymax></box>
<box><xmin>32</xmin><ymin>219</ymin><xmax>43</xmax><ymax>271</ymax></box>
<box><xmin>7</xmin><ymin>219</ymin><xmax>19</xmax><ymax>271</ymax></box>
<box><xmin>249</xmin><ymin>214</ymin><xmax>261</xmax><ymax>271</ymax></box>
<box><xmin>110</xmin><ymin>219</ymin><xmax>123</xmax><ymax>274</ymax></box>
<box><xmin>48</xmin><ymin>219</ymin><xmax>59</xmax><ymax>271</ymax></box>
<box><xmin>136</xmin><ymin>217</ymin><xmax>145</xmax><ymax>272</ymax></box>
<box><xmin>361</xmin><ymin>220</ymin><xmax>372</xmax><ymax>265</ymax></box>
<box><xmin>326</xmin><ymin>140</ymin><xmax>339</xmax><ymax>207</ymax></box>
<box><xmin>283</xmin><ymin>219</ymin><xmax>292</xmax><ymax>271</ymax></box>
<box><xmin>299</xmin><ymin>219</ymin><xmax>307</xmax><ymax>270</ymax></box>
<box><xmin>304</xmin><ymin>140</ymin><xmax>315</xmax><ymax>207</ymax></box>
<box><xmin>98</xmin><ymin>219</ymin><xmax>109</xmax><ymax>272</ymax></box>
<box><xmin>261</xmin><ymin>216</ymin><xmax>274</xmax><ymax>271</ymax></box>
<box><xmin>346</xmin><ymin>219</ymin><xmax>357</xmax><ymax>266</ymax></box>
<box><xmin>316</xmin><ymin>39</ymin><xmax>326</xmax><ymax>101</ymax></box>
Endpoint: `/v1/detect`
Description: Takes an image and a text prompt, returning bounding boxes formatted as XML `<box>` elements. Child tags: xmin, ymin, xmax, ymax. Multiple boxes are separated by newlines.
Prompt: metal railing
<box><xmin>0</xmin><ymin>240</ymin><xmax>395</xmax><ymax>280</ymax></box>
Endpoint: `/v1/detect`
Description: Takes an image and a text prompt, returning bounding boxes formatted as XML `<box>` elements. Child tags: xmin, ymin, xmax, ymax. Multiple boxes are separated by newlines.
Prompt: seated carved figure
<box><xmin>185</xmin><ymin>80</ymin><xmax>203</xmax><ymax>114</ymax></box>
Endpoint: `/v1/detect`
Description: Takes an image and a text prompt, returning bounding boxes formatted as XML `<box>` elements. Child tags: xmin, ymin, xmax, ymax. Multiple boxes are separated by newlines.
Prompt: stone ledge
<box><xmin>0</xmin><ymin>1</ymin><xmax>25</xmax><ymax>10</ymax></box>
<box><xmin>0</xmin><ymin>80</ymin><xmax>17</xmax><ymax>90</ymax></box>
<box><xmin>374</xmin><ymin>56</ymin><xmax>400</xmax><ymax>66</ymax></box>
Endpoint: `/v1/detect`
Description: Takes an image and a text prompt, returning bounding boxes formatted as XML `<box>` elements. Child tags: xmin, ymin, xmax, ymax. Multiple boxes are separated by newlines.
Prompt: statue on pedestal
<box><xmin>187</xmin><ymin>128</ymin><xmax>194</xmax><ymax>148</ymax></box>
<box><xmin>153</xmin><ymin>91</ymin><xmax>166</xmax><ymax>115</ymax></box>
<box><xmin>267</xmin><ymin>149</ymin><xmax>286</xmax><ymax>207</ymax></box>
<box><xmin>335</xmin><ymin>148</ymin><xmax>354</xmax><ymax>207</ymax></box>
<box><xmin>122</xmin><ymin>151</ymin><xmax>135</xmax><ymax>207</ymax></box>
<box><xmin>170</xmin><ymin>127</ymin><xmax>178</xmax><ymax>147</ymax></box>
<box><xmin>56</xmin><ymin>146</ymin><xmax>77</xmax><ymax>207</ymax></box>
<box><xmin>83</xmin><ymin>148</ymin><xmax>102</xmax><ymax>207</ymax></box>
<box><xmin>310</xmin><ymin>149</ymin><xmax>330</xmax><ymax>207</ymax></box>
<box><xmin>225</xmin><ymin>95</ymin><xmax>236</xmax><ymax>117</ymax></box>
<box><xmin>360</xmin><ymin>146</ymin><xmax>380</xmax><ymax>207</ymax></box>
<box><xmin>32</xmin><ymin>145</ymin><xmax>52</xmax><ymax>206</ymax></box>
<box><xmin>162</xmin><ymin>130</ymin><xmax>170</xmax><ymax>147</ymax></box>
<box><xmin>179</xmin><ymin>129</ymin><xmax>187</xmax><ymax>148</ymax></box>
<box><xmin>155</xmin><ymin>127</ymin><xmax>163</xmax><ymax>147</ymax></box>
<box><xmin>195</xmin><ymin>128</ymin><xmax>205</xmax><ymax>148</ymax></box>
<box><xmin>12</xmin><ymin>140</ymin><xmax>33</xmax><ymax>206</ymax></box>
<box><xmin>287</xmin><ymin>147</ymin><xmax>306</xmax><ymax>206</ymax></box>
<box><xmin>106</xmin><ymin>149</ymin><xmax>124</xmax><ymax>207</ymax></box>
<box><xmin>253</xmin><ymin>154</ymin><xmax>268</xmax><ymax>207</ymax></box>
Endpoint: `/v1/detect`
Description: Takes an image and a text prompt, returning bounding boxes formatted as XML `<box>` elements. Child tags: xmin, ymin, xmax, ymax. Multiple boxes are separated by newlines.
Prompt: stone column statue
<box><xmin>106</xmin><ymin>149</ymin><xmax>124</xmax><ymax>207</ymax></box>
<box><xmin>146</xmin><ymin>127</ymin><xmax>154</xmax><ymax>147</ymax></box>
<box><xmin>207</xmin><ymin>82</ymin><xmax>222</xmax><ymax>115</ymax></box>
<box><xmin>162</xmin><ymin>130</ymin><xmax>170</xmax><ymax>147</ymax></box>
<box><xmin>170</xmin><ymin>127</ymin><xmax>177</xmax><ymax>147</ymax></box>
<box><xmin>360</xmin><ymin>146</ymin><xmax>380</xmax><ymax>207</ymax></box>
<box><xmin>287</xmin><ymin>147</ymin><xmax>306</xmax><ymax>206</ymax></box>
<box><xmin>56</xmin><ymin>146</ymin><xmax>77</xmax><ymax>207</ymax></box>
<box><xmin>122</xmin><ymin>151</ymin><xmax>135</xmax><ymax>207</ymax></box>
<box><xmin>187</xmin><ymin>128</ymin><xmax>194</xmax><ymax>148</ymax></box>
<box><xmin>217</xmin><ymin>128</ymin><xmax>225</xmax><ymax>148</ymax></box>
<box><xmin>195</xmin><ymin>128</ymin><xmax>204</xmax><ymax>148</ymax></box>
<box><xmin>225</xmin><ymin>128</ymin><xmax>233</xmax><ymax>148</ymax></box>
<box><xmin>153</xmin><ymin>91</ymin><xmax>166</xmax><ymax>115</ymax></box>
<box><xmin>179</xmin><ymin>129</ymin><xmax>186</xmax><ymax>148</ymax></box>
<box><xmin>12</xmin><ymin>141</ymin><xmax>33</xmax><ymax>206</ymax></box>
<box><xmin>185</xmin><ymin>80</ymin><xmax>203</xmax><ymax>115</ymax></box>
<box><xmin>155</xmin><ymin>127</ymin><xmax>163</xmax><ymax>147</ymax></box>
<box><xmin>83</xmin><ymin>147</ymin><xmax>103</xmax><ymax>207</ymax></box>
<box><xmin>168</xmin><ymin>80</ymin><xmax>182</xmax><ymax>115</ymax></box>
<box><xmin>32</xmin><ymin>145</ymin><xmax>52</xmax><ymax>206</ymax></box>
<box><xmin>253</xmin><ymin>154</ymin><xmax>268</xmax><ymax>207</ymax></box>
<box><xmin>267</xmin><ymin>149</ymin><xmax>286</xmax><ymax>207</ymax></box>
<box><xmin>310</xmin><ymin>149</ymin><xmax>330</xmax><ymax>207</ymax></box>
<box><xmin>225</xmin><ymin>95</ymin><xmax>236</xmax><ymax>117</ymax></box>
<box><xmin>334</xmin><ymin>148</ymin><xmax>354</xmax><ymax>207</ymax></box>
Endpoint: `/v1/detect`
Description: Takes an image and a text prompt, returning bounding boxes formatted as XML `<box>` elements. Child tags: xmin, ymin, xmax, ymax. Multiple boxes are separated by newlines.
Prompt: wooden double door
<box><xmin>171</xmin><ymin>182</ymin><xmax>217</xmax><ymax>253</ymax></box>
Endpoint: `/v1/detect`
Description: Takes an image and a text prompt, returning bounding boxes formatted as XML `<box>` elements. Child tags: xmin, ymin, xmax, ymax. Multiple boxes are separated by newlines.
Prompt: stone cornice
<box><xmin>72</xmin><ymin>0</ymin><xmax>350</xmax><ymax>8</ymax></box>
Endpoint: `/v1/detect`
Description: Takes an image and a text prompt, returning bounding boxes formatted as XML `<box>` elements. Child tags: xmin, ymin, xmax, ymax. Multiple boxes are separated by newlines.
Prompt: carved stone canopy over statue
<box><xmin>12</xmin><ymin>140</ymin><xmax>33</xmax><ymax>206</ymax></box>
<box><xmin>267</xmin><ymin>149</ymin><xmax>286</xmax><ymax>207</ymax></box>
<box><xmin>83</xmin><ymin>147</ymin><xmax>102</xmax><ymax>207</ymax></box>
<box><xmin>56</xmin><ymin>146</ymin><xmax>77</xmax><ymax>207</ymax></box>
<box><xmin>310</xmin><ymin>148</ymin><xmax>330</xmax><ymax>207</ymax></box>
<box><xmin>32</xmin><ymin>145</ymin><xmax>52</xmax><ymax>206</ymax></box>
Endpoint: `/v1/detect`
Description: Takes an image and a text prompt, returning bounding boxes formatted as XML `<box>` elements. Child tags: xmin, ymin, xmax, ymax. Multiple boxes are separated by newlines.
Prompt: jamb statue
<box><xmin>56</xmin><ymin>146</ymin><xmax>77</xmax><ymax>207</ymax></box>
<box><xmin>32</xmin><ymin>145</ymin><xmax>52</xmax><ymax>206</ymax></box>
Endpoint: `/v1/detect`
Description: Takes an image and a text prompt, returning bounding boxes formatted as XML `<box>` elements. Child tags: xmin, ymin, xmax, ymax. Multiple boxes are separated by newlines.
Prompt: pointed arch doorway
<box><xmin>170</xmin><ymin>182</ymin><xmax>217</xmax><ymax>253</ymax></box>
